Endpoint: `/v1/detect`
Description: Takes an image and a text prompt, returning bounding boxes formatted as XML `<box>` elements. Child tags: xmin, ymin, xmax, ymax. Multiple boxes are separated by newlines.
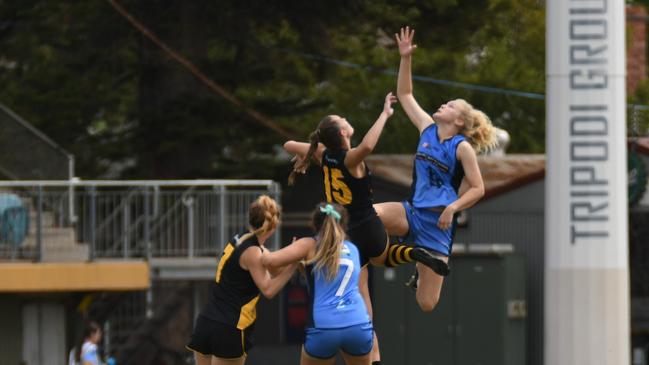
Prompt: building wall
<box><xmin>456</xmin><ymin>181</ymin><xmax>545</xmax><ymax>365</ymax></box>
<box><xmin>22</xmin><ymin>302</ymin><xmax>66</xmax><ymax>365</ymax></box>
<box><xmin>0</xmin><ymin>296</ymin><xmax>23</xmax><ymax>365</ymax></box>
<box><xmin>627</xmin><ymin>5</ymin><xmax>647</xmax><ymax>95</ymax></box>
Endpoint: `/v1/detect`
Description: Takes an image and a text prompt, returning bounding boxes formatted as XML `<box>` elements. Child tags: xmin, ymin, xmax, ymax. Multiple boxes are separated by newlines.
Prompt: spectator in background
<box><xmin>69</xmin><ymin>321</ymin><xmax>102</xmax><ymax>365</ymax></box>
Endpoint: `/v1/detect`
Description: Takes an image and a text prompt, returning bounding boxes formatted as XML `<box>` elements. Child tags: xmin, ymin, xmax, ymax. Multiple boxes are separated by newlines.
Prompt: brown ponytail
<box><xmin>288</xmin><ymin>115</ymin><xmax>345</xmax><ymax>185</ymax></box>
<box><xmin>289</xmin><ymin>129</ymin><xmax>321</xmax><ymax>185</ymax></box>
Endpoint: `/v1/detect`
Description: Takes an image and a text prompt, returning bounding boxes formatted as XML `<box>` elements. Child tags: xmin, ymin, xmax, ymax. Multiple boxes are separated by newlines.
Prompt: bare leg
<box><xmin>415</xmin><ymin>260</ymin><xmax>447</xmax><ymax>312</ymax></box>
<box><xmin>373</xmin><ymin>202</ymin><xmax>409</xmax><ymax>237</ymax></box>
<box><xmin>340</xmin><ymin>350</ymin><xmax>372</xmax><ymax>365</ymax></box>
<box><xmin>371</xmin><ymin>332</ymin><xmax>380</xmax><ymax>363</ymax></box>
<box><xmin>300</xmin><ymin>346</ymin><xmax>336</xmax><ymax>365</ymax></box>
<box><xmin>376</xmin><ymin>202</ymin><xmax>448</xmax><ymax>313</ymax></box>
<box><xmin>358</xmin><ymin>267</ymin><xmax>380</xmax><ymax>362</ymax></box>
<box><xmin>194</xmin><ymin>352</ymin><xmax>245</xmax><ymax>365</ymax></box>
<box><xmin>213</xmin><ymin>356</ymin><xmax>247</xmax><ymax>365</ymax></box>
<box><xmin>194</xmin><ymin>352</ymin><xmax>212</xmax><ymax>365</ymax></box>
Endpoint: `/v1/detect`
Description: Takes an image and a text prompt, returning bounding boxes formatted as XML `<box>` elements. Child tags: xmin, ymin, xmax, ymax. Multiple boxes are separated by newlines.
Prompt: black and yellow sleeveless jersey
<box><xmin>200</xmin><ymin>234</ymin><xmax>261</xmax><ymax>330</ymax></box>
<box><xmin>321</xmin><ymin>149</ymin><xmax>376</xmax><ymax>228</ymax></box>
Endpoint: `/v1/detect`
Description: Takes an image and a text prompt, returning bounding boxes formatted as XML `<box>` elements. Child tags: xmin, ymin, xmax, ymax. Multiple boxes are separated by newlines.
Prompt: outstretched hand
<box><xmin>395</xmin><ymin>26</ymin><xmax>417</xmax><ymax>57</ymax></box>
<box><xmin>383</xmin><ymin>92</ymin><xmax>398</xmax><ymax>117</ymax></box>
<box><xmin>291</xmin><ymin>155</ymin><xmax>306</xmax><ymax>174</ymax></box>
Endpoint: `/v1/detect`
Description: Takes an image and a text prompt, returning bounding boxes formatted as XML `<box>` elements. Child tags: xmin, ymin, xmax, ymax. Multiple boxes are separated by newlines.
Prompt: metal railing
<box><xmin>0</xmin><ymin>180</ymin><xmax>280</xmax><ymax>262</ymax></box>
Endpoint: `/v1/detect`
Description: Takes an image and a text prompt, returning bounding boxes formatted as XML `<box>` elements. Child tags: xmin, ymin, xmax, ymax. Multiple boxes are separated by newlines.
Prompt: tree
<box><xmin>0</xmin><ymin>0</ymin><xmax>548</xmax><ymax>179</ymax></box>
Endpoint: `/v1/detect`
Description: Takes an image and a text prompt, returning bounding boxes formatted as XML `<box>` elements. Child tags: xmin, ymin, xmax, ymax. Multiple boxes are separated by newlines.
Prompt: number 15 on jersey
<box><xmin>323</xmin><ymin>166</ymin><xmax>352</xmax><ymax>205</ymax></box>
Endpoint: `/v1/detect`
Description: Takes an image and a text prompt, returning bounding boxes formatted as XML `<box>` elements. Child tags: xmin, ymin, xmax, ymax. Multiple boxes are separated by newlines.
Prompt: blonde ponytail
<box><xmin>308</xmin><ymin>203</ymin><xmax>348</xmax><ymax>281</ymax></box>
<box><xmin>237</xmin><ymin>195</ymin><xmax>280</xmax><ymax>245</ymax></box>
<box><xmin>455</xmin><ymin>99</ymin><xmax>499</xmax><ymax>154</ymax></box>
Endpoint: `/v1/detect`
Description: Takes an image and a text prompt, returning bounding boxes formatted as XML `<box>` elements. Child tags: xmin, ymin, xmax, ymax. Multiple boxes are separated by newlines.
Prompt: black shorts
<box><xmin>347</xmin><ymin>214</ymin><xmax>388</xmax><ymax>267</ymax></box>
<box><xmin>186</xmin><ymin>315</ymin><xmax>254</xmax><ymax>359</ymax></box>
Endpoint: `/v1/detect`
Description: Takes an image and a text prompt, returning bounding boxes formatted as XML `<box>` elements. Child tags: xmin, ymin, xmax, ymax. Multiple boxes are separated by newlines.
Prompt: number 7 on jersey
<box><xmin>335</xmin><ymin>258</ymin><xmax>355</xmax><ymax>296</ymax></box>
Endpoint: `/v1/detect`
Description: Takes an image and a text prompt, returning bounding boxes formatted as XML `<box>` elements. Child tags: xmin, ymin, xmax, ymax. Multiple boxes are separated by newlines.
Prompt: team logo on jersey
<box><xmin>422</xmin><ymin>142</ymin><xmax>430</xmax><ymax>148</ymax></box>
<box><xmin>324</xmin><ymin>156</ymin><xmax>339</xmax><ymax>165</ymax></box>
<box><xmin>416</xmin><ymin>152</ymin><xmax>450</xmax><ymax>173</ymax></box>
<box><xmin>341</xmin><ymin>244</ymin><xmax>351</xmax><ymax>255</ymax></box>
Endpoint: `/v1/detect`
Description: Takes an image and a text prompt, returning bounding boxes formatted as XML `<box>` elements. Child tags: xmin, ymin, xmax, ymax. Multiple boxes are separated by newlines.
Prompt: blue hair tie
<box><xmin>319</xmin><ymin>204</ymin><xmax>341</xmax><ymax>221</ymax></box>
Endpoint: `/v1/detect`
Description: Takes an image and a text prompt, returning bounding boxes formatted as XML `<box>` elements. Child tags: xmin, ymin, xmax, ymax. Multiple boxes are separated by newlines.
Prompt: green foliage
<box><xmin>629</xmin><ymin>79</ymin><xmax>649</xmax><ymax>137</ymax></box>
<box><xmin>0</xmin><ymin>0</ymin><xmax>548</xmax><ymax>178</ymax></box>
<box><xmin>0</xmin><ymin>1</ymin><xmax>138</xmax><ymax>176</ymax></box>
<box><xmin>628</xmin><ymin>0</ymin><xmax>649</xmax><ymax>7</ymax></box>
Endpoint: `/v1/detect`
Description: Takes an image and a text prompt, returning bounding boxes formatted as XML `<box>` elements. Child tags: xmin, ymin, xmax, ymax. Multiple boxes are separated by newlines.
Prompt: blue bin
<box><xmin>0</xmin><ymin>193</ymin><xmax>29</xmax><ymax>246</ymax></box>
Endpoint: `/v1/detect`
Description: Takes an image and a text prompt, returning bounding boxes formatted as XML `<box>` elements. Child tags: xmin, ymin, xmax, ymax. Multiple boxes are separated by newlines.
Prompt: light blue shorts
<box><xmin>303</xmin><ymin>322</ymin><xmax>373</xmax><ymax>359</ymax></box>
<box><xmin>400</xmin><ymin>200</ymin><xmax>454</xmax><ymax>256</ymax></box>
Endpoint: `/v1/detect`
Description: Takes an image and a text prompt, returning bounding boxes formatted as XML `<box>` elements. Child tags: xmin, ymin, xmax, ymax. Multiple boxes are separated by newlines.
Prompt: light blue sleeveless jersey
<box><xmin>410</xmin><ymin>124</ymin><xmax>466</xmax><ymax>208</ymax></box>
<box><xmin>306</xmin><ymin>240</ymin><xmax>369</xmax><ymax>329</ymax></box>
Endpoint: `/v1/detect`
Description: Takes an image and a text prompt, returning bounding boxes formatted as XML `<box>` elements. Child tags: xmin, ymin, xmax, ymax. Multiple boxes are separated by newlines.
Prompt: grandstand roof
<box><xmin>366</xmin><ymin>154</ymin><xmax>546</xmax><ymax>201</ymax></box>
<box><xmin>369</xmin><ymin>137</ymin><xmax>649</xmax><ymax>201</ymax></box>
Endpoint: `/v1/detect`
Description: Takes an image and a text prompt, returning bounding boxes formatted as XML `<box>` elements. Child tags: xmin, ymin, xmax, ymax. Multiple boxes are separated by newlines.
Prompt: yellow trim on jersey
<box><xmin>216</xmin><ymin>243</ymin><xmax>235</xmax><ymax>283</ymax></box>
<box><xmin>236</xmin><ymin>295</ymin><xmax>260</xmax><ymax>329</ymax></box>
<box><xmin>241</xmin><ymin>330</ymin><xmax>247</xmax><ymax>356</ymax></box>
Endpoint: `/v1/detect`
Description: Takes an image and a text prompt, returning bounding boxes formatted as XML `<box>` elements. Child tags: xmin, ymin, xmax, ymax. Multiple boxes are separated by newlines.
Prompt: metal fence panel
<box><xmin>0</xmin><ymin>180</ymin><xmax>280</xmax><ymax>261</ymax></box>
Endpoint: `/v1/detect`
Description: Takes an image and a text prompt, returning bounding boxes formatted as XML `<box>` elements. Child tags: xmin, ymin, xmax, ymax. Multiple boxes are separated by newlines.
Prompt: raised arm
<box><xmin>345</xmin><ymin>92</ymin><xmax>397</xmax><ymax>168</ymax></box>
<box><xmin>437</xmin><ymin>141</ymin><xmax>485</xmax><ymax>230</ymax></box>
<box><xmin>240</xmin><ymin>246</ymin><xmax>297</xmax><ymax>299</ymax></box>
<box><xmin>395</xmin><ymin>26</ymin><xmax>434</xmax><ymax>133</ymax></box>
<box><xmin>283</xmin><ymin>141</ymin><xmax>325</xmax><ymax>164</ymax></box>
